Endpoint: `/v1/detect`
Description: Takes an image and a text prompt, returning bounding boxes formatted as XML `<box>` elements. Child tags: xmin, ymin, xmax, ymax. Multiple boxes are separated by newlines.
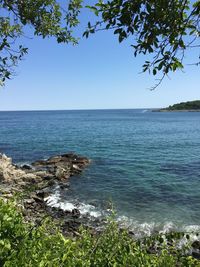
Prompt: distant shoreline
<box><xmin>154</xmin><ymin>100</ymin><xmax>200</xmax><ymax>112</ymax></box>
<box><xmin>152</xmin><ymin>109</ymin><xmax>200</xmax><ymax>112</ymax></box>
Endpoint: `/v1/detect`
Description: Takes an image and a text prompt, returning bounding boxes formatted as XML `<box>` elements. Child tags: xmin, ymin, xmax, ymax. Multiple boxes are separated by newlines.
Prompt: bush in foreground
<box><xmin>0</xmin><ymin>198</ymin><xmax>199</xmax><ymax>267</ymax></box>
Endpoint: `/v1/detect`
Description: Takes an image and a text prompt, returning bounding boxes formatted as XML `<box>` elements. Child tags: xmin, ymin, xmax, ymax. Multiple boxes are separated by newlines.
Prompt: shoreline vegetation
<box><xmin>0</xmin><ymin>153</ymin><xmax>200</xmax><ymax>266</ymax></box>
<box><xmin>152</xmin><ymin>100</ymin><xmax>200</xmax><ymax>112</ymax></box>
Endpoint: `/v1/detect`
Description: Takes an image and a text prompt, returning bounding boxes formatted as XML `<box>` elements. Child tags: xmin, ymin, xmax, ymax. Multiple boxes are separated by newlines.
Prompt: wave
<box><xmin>45</xmin><ymin>191</ymin><xmax>200</xmax><ymax>240</ymax></box>
<box><xmin>45</xmin><ymin>191</ymin><xmax>103</xmax><ymax>218</ymax></box>
<box><xmin>117</xmin><ymin>215</ymin><xmax>200</xmax><ymax>239</ymax></box>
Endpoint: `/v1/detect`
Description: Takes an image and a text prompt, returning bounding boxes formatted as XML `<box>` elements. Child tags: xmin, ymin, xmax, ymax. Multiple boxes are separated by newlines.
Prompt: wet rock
<box><xmin>72</xmin><ymin>208</ymin><xmax>81</xmax><ymax>218</ymax></box>
<box><xmin>57</xmin><ymin>208</ymin><xmax>67</xmax><ymax>217</ymax></box>
<box><xmin>72</xmin><ymin>164</ymin><xmax>82</xmax><ymax>173</ymax></box>
<box><xmin>36</xmin><ymin>190</ymin><xmax>49</xmax><ymax>199</ymax></box>
<box><xmin>51</xmin><ymin>206</ymin><xmax>58</xmax><ymax>212</ymax></box>
<box><xmin>192</xmin><ymin>240</ymin><xmax>200</xmax><ymax>250</ymax></box>
<box><xmin>21</xmin><ymin>164</ymin><xmax>32</xmax><ymax>170</ymax></box>
<box><xmin>59</xmin><ymin>182</ymin><xmax>70</xmax><ymax>190</ymax></box>
<box><xmin>128</xmin><ymin>230</ymin><xmax>135</xmax><ymax>237</ymax></box>
<box><xmin>191</xmin><ymin>240</ymin><xmax>200</xmax><ymax>259</ymax></box>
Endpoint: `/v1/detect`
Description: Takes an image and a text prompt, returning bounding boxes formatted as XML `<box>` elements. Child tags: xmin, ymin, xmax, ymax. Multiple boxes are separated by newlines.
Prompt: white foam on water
<box><xmin>45</xmin><ymin>192</ymin><xmax>200</xmax><ymax>241</ymax></box>
<box><xmin>117</xmin><ymin>216</ymin><xmax>157</xmax><ymax>237</ymax></box>
<box><xmin>161</xmin><ymin>221</ymin><xmax>175</xmax><ymax>233</ymax></box>
<box><xmin>44</xmin><ymin>192</ymin><xmax>102</xmax><ymax>218</ymax></box>
<box><xmin>184</xmin><ymin>224</ymin><xmax>200</xmax><ymax>233</ymax></box>
<box><xmin>117</xmin><ymin>215</ymin><xmax>200</xmax><ymax>240</ymax></box>
<box><xmin>78</xmin><ymin>203</ymin><xmax>102</xmax><ymax>218</ymax></box>
<box><xmin>44</xmin><ymin>191</ymin><xmax>61</xmax><ymax>208</ymax></box>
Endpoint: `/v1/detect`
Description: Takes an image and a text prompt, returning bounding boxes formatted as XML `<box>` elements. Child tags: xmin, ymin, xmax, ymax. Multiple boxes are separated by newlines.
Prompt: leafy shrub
<box><xmin>0</xmin><ymin>198</ymin><xmax>199</xmax><ymax>267</ymax></box>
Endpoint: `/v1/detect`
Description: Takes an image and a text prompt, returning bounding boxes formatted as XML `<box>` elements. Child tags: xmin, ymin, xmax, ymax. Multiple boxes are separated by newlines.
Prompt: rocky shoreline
<box><xmin>0</xmin><ymin>152</ymin><xmax>98</xmax><ymax>236</ymax></box>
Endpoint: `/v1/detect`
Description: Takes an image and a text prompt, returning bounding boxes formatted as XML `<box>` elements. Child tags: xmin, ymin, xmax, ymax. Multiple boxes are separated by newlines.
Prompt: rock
<box><xmin>61</xmin><ymin>153</ymin><xmax>77</xmax><ymax>159</ymax></box>
<box><xmin>0</xmin><ymin>153</ymin><xmax>25</xmax><ymax>182</ymax></box>
<box><xmin>3</xmin><ymin>193</ymin><xmax>13</xmax><ymax>198</ymax></box>
<box><xmin>0</xmin><ymin>153</ymin><xmax>45</xmax><ymax>187</ymax></box>
<box><xmin>57</xmin><ymin>208</ymin><xmax>66</xmax><ymax>217</ymax></box>
<box><xmin>147</xmin><ymin>246</ymin><xmax>157</xmax><ymax>255</ymax></box>
<box><xmin>21</xmin><ymin>164</ymin><xmax>32</xmax><ymax>170</ymax></box>
<box><xmin>16</xmin><ymin>180</ymin><xmax>29</xmax><ymax>188</ymax></box>
<box><xmin>192</xmin><ymin>251</ymin><xmax>200</xmax><ymax>259</ymax></box>
<box><xmin>47</xmin><ymin>180</ymin><xmax>55</xmax><ymax>186</ymax></box>
<box><xmin>0</xmin><ymin>185</ymin><xmax>13</xmax><ymax>195</ymax></box>
<box><xmin>31</xmin><ymin>153</ymin><xmax>90</xmax><ymax>182</ymax></box>
<box><xmin>32</xmin><ymin>195</ymin><xmax>44</xmax><ymax>204</ymax></box>
<box><xmin>0</xmin><ymin>152</ymin><xmax>91</xmax><ymax>237</ymax></box>
<box><xmin>48</xmin><ymin>156</ymin><xmax>62</xmax><ymax>164</ymax></box>
<box><xmin>34</xmin><ymin>170</ymin><xmax>51</xmax><ymax>178</ymax></box>
<box><xmin>72</xmin><ymin>164</ymin><xmax>82</xmax><ymax>173</ymax></box>
<box><xmin>73</xmin><ymin>157</ymin><xmax>89</xmax><ymax>164</ymax></box>
<box><xmin>55</xmin><ymin>165</ymin><xmax>70</xmax><ymax>180</ymax></box>
<box><xmin>36</xmin><ymin>190</ymin><xmax>49</xmax><ymax>199</ymax></box>
<box><xmin>32</xmin><ymin>160</ymin><xmax>47</xmax><ymax>166</ymax></box>
<box><xmin>192</xmin><ymin>240</ymin><xmax>200</xmax><ymax>250</ymax></box>
<box><xmin>72</xmin><ymin>208</ymin><xmax>81</xmax><ymax>218</ymax></box>
<box><xmin>24</xmin><ymin>198</ymin><xmax>35</xmax><ymax>205</ymax></box>
<box><xmin>59</xmin><ymin>182</ymin><xmax>70</xmax><ymax>190</ymax></box>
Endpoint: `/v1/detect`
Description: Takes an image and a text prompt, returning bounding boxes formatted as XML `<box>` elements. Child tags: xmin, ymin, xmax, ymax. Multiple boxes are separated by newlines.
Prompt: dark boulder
<box><xmin>72</xmin><ymin>208</ymin><xmax>81</xmax><ymax>218</ymax></box>
<box><xmin>21</xmin><ymin>164</ymin><xmax>32</xmax><ymax>170</ymax></box>
<box><xmin>192</xmin><ymin>240</ymin><xmax>200</xmax><ymax>250</ymax></box>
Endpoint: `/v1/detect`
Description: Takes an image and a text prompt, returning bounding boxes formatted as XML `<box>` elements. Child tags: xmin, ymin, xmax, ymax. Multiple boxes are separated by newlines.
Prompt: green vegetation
<box><xmin>1</xmin><ymin>1</ymin><xmax>200</xmax><ymax>87</ymax></box>
<box><xmin>162</xmin><ymin>100</ymin><xmax>200</xmax><ymax>111</ymax></box>
<box><xmin>0</xmin><ymin>198</ymin><xmax>199</xmax><ymax>267</ymax></box>
<box><xmin>85</xmin><ymin>1</ymin><xmax>200</xmax><ymax>89</ymax></box>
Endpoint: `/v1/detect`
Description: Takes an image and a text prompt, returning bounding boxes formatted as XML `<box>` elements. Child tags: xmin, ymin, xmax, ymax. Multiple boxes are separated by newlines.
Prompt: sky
<box><xmin>0</xmin><ymin>9</ymin><xmax>200</xmax><ymax>110</ymax></box>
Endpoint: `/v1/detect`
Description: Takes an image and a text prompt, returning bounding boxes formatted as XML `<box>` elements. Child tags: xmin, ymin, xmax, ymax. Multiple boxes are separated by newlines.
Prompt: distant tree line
<box><xmin>164</xmin><ymin>100</ymin><xmax>200</xmax><ymax>110</ymax></box>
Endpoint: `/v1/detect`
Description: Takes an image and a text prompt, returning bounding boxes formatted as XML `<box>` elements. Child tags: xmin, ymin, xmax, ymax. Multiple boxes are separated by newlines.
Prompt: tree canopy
<box><xmin>160</xmin><ymin>100</ymin><xmax>200</xmax><ymax>111</ymax></box>
<box><xmin>1</xmin><ymin>0</ymin><xmax>200</xmax><ymax>87</ymax></box>
<box><xmin>0</xmin><ymin>0</ymin><xmax>82</xmax><ymax>85</ymax></box>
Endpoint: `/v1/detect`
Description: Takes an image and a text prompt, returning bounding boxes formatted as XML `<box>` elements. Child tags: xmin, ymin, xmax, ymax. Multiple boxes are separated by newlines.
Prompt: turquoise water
<box><xmin>1</xmin><ymin>109</ymin><xmax>200</xmax><ymax>233</ymax></box>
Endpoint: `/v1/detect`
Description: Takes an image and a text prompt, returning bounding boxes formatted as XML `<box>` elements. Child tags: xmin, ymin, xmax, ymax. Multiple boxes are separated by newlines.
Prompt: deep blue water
<box><xmin>1</xmin><ymin>109</ymin><xmax>200</xmax><ymax>233</ymax></box>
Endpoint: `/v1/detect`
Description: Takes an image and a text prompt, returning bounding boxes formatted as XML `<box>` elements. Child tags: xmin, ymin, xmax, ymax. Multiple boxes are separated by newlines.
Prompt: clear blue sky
<box><xmin>0</xmin><ymin>12</ymin><xmax>200</xmax><ymax>110</ymax></box>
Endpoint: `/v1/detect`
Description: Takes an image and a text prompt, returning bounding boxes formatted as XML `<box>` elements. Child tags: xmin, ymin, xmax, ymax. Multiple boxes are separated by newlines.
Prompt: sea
<box><xmin>1</xmin><ymin>109</ymin><xmax>200</xmax><ymax>236</ymax></box>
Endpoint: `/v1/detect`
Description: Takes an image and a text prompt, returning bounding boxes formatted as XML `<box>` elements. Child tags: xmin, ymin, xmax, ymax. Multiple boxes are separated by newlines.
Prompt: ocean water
<box><xmin>1</xmin><ymin>109</ymin><xmax>200</xmax><ymax>235</ymax></box>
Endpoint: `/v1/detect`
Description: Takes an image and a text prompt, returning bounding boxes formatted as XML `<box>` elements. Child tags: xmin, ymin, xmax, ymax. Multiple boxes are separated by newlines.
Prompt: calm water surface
<box><xmin>0</xmin><ymin>109</ymin><xmax>200</xmax><ymax>233</ymax></box>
